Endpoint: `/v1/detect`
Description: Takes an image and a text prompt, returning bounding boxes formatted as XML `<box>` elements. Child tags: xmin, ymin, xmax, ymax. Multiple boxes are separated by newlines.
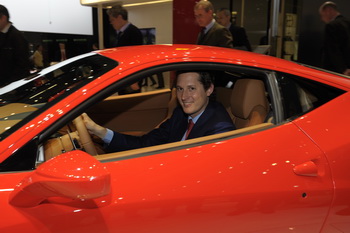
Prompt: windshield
<box><xmin>0</xmin><ymin>53</ymin><xmax>118</xmax><ymax>141</ymax></box>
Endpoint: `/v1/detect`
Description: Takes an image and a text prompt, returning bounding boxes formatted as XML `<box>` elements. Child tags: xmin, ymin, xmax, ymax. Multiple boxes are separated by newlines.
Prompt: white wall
<box><xmin>127</xmin><ymin>2</ymin><xmax>173</xmax><ymax>44</ymax></box>
<box><xmin>1</xmin><ymin>0</ymin><xmax>93</xmax><ymax>35</ymax></box>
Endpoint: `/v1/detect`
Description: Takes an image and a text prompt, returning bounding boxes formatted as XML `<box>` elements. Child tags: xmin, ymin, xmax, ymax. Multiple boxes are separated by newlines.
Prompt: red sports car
<box><xmin>0</xmin><ymin>45</ymin><xmax>349</xmax><ymax>232</ymax></box>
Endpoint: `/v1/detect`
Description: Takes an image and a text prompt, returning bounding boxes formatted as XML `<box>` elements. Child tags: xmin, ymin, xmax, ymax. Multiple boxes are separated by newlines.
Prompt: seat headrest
<box><xmin>230</xmin><ymin>79</ymin><xmax>268</xmax><ymax>119</ymax></box>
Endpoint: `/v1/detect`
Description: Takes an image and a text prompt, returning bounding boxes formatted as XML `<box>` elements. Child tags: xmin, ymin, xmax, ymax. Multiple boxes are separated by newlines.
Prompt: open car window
<box><xmin>39</xmin><ymin>67</ymin><xmax>274</xmax><ymax>164</ymax></box>
<box><xmin>277</xmin><ymin>72</ymin><xmax>346</xmax><ymax>120</ymax></box>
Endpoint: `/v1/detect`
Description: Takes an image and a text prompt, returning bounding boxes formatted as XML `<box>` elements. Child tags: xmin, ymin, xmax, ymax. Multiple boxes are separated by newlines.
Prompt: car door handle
<box><xmin>293</xmin><ymin>161</ymin><xmax>318</xmax><ymax>177</ymax></box>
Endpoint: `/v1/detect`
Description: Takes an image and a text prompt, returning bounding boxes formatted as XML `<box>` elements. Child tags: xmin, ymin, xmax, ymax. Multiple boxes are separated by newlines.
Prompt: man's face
<box><xmin>176</xmin><ymin>72</ymin><xmax>213</xmax><ymax>118</ymax></box>
<box><xmin>109</xmin><ymin>15</ymin><xmax>123</xmax><ymax>30</ymax></box>
<box><xmin>216</xmin><ymin>11</ymin><xmax>230</xmax><ymax>27</ymax></box>
<box><xmin>0</xmin><ymin>15</ymin><xmax>8</xmax><ymax>31</ymax></box>
<box><xmin>319</xmin><ymin>8</ymin><xmax>332</xmax><ymax>23</ymax></box>
<box><xmin>194</xmin><ymin>6</ymin><xmax>213</xmax><ymax>27</ymax></box>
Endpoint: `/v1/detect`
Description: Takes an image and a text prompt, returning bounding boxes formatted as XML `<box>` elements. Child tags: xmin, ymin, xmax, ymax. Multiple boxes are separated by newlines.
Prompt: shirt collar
<box><xmin>203</xmin><ymin>19</ymin><xmax>215</xmax><ymax>34</ymax></box>
<box><xmin>117</xmin><ymin>22</ymin><xmax>131</xmax><ymax>34</ymax></box>
<box><xmin>331</xmin><ymin>13</ymin><xmax>341</xmax><ymax>22</ymax></box>
<box><xmin>226</xmin><ymin>22</ymin><xmax>231</xmax><ymax>30</ymax></box>
<box><xmin>1</xmin><ymin>22</ymin><xmax>11</xmax><ymax>33</ymax></box>
<box><xmin>188</xmin><ymin>109</ymin><xmax>205</xmax><ymax>124</ymax></box>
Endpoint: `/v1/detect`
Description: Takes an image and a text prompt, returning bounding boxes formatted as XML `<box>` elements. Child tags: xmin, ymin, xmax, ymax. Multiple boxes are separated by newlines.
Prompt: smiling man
<box><xmin>82</xmin><ymin>71</ymin><xmax>235</xmax><ymax>152</ymax></box>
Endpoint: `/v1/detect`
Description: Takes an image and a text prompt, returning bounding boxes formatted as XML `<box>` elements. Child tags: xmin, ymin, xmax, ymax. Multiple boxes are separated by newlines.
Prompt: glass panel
<box><xmin>277</xmin><ymin>73</ymin><xmax>345</xmax><ymax>119</ymax></box>
<box><xmin>0</xmin><ymin>54</ymin><xmax>117</xmax><ymax>141</ymax></box>
<box><xmin>239</xmin><ymin>0</ymin><xmax>270</xmax><ymax>49</ymax></box>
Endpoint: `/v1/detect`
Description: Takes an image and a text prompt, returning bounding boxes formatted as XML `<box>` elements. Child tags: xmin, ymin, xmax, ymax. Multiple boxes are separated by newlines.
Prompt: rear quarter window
<box><xmin>277</xmin><ymin>73</ymin><xmax>346</xmax><ymax>120</ymax></box>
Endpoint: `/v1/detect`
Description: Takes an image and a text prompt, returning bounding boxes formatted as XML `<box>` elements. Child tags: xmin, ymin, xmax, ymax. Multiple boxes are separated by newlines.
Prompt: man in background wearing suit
<box><xmin>319</xmin><ymin>1</ymin><xmax>350</xmax><ymax>75</ymax></box>
<box><xmin>0</xmin><ymin>5</ymin><xmax>30</xmax><ymax>86</ymax></box>
<box><xmin>82</xmin><ymin>71</ymin><xmax>235</xmax><ymax>152</ymax></box>
<box><xmin>107</xmin><ymin>4</ymin><xmax>143</xmax><ymax>48</ymax></box>
<box><xmin>216</xmin><ymin>8</ymin><xmax>252</xmax><ymax>51</ymax></box>
<box><xmin>107</xmin><ymin>4</ymin><xmax>143</xmax><ymax>94</ymax></box>
<box><xmin>194</xmin><ymin>1</ymin><xmax>233</xmax><ymax>48</ymax></box>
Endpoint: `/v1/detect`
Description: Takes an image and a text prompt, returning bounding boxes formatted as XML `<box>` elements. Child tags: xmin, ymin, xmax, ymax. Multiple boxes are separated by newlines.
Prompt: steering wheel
<box><xmin>73</xmin><ymin>115</ymin><xmax>98</xmax><ymax>156</ymax></box>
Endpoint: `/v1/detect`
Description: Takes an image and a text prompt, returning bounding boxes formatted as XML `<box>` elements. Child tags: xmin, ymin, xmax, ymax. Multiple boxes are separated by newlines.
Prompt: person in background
<box><xmin>194</xmin><ymin>0</ymin><xmax>233</xmax><ymax>48</ymax></box>
<box><xmin>142</xmin><ymin>73</ymin><xmax>165</xmax><ymax>89</ymax></box>
<box><xmin>92</xmin><ymin>43</ymin><xmax>99</xmax><ymax>50</ymax></box>
<box><xmin>59</xmin><ymin>43</ymin><xmax>67</xmax><ymax>61</ymax></box>
<box><xmin>319</xmin><ymin>1</ymin><xmax>350</xmax><ymax>75</ymax></box>
<box><xmin>107</xmin><ymin>4</ymin><xmax>143</xmax><ymax>94</ymax></box>
<box><xmin>141</xmin><ymin>76</ymin><xmax>156</xmax><ymax>87</ymax></box>
<box><xmin>0</xmin><ymin>4</ymin><xmax>30</xmax><ymax>86</ymax></box>
<box><xmin>32</xmin><ymin>44</ymin><xmax>44</xmax><ymax>69</ymax></box>
<box><xmin>216</xmin><ymin>8</ymin><xmax>252</xmax><ymax>51</ymax></box>
<box><xmin>82</xmin><ymin>71</ymin><xmax>235</xmax><ymax>153</ymax></box>
<box><xmin>107</xmin><ymin>4</ymin><xmax>143</xmax><ymax>48</ymax></box>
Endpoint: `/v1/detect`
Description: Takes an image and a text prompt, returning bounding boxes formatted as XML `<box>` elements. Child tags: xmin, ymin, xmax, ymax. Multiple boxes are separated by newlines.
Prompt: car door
<box><xmin>0</xmin><ymin>122</ymin><xmax>332</xmax><ymax>233</ymax></box>
<box><xmin>93</xmin><ymin>121</ymin><xmax>333</xmax><ymax>233</ymax></box>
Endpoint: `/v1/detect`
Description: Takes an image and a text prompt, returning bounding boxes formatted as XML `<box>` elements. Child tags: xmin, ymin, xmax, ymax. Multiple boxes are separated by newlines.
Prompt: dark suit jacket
<box><xmin>106</xmin><ymin>101</ymin><xmax>235</xmax><ymax>152</ymax></box>
<box><xmin>322</xmin><ymin>15</ymin><xmax>350</xmax><ymax>73</ymax></box>
<box><xmin>229</xmin><ymin>24</ymin><xmax>252</xmax><ymax>51</ymax></box>
<box><xmin>196</xmin><ymin>22</ymin><xmax>233</xmax><ymax>48</ymax></box>
<box><xmin>0</xmin><ymin>24</ymin><xmax>30</xmax><ymax>86</ymax></box>
<box><xmin>113</xmin><ymin>23</ymin><xmax>143</xmax><ymax>47</ymax></box>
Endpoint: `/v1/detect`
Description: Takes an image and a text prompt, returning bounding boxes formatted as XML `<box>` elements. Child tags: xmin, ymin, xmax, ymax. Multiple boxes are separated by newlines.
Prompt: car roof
<box><xmin>96</xmin><ymin>44</ymin><xmax>350</xmax><ymax>90</ymax></box>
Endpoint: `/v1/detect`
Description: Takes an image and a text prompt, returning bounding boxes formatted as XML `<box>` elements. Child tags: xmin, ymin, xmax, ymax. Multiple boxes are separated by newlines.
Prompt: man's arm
<box><xmin>81</xmin><ymin>112</ymin><xmax>177</xmax><ymax>153</ymax></box>
<box><xmin>218</xmin><ymin>27</ymin><xmax>234</xmax><ymax>48</ymax></box>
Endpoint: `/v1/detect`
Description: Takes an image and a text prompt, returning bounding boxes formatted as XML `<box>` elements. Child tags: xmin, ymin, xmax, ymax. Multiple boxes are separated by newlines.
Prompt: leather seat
<box><xmin>230</xmin><ymin>79</ymin><xmax>269</xmax><ymax>129</ymax></box>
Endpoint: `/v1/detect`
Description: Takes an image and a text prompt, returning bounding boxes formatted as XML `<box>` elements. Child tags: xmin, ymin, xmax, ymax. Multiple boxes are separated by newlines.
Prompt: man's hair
<box><xmin>0</xmin><ymin>5</ymin><xmax>9</xmax><ymax>20</ymax></box>
<box><xmin>107</xmin><ymin>4</ymin><xmax>128</xmax><ymax>20</ymax></box>
<box><xmin>218</xmin><ymin>8</ymin><xmax>231</xmax><ymax>17</ymax></box>
<box><xmin>194</xmin><ymin>0</ymin><xmax>214</xmax><ymax>13</ymax></box>
<box><xmin>175</xmin><ymin>71</ymin><xmax>213</xmax><ymax>91</ymax></box>
<box><xmin>320</xmin><ymin>1</ymin><xmax>338</xmax><ymax>11</ymax></box>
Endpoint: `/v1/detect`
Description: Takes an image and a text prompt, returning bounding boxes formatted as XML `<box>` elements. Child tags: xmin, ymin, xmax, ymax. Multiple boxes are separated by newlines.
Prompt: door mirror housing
<box><xmin>9</xmin><ymin>151</ymin><xmax>110</xmax><ymax>208</ymax></box>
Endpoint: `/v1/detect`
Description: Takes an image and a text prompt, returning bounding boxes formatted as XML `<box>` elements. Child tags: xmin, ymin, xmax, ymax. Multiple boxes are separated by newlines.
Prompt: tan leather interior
<box><xmin>86</xmin><ymin>89</ymin><xmax>173</xmax><ymax>135</ymax></box>
<box><xmin>0</xmin><ymin>103</ymin><xmax>38</xmax><ymax>134</ymax></box>
<box><xmin>155</xmin><ymin>88</ymin><xmax>178</xmax><ymax>128</ymax></box>
<box><xmin>0</xmin><ymin>103</ymin><xmax>38</xmax><ymax>118</ymax></box>
<box><xmin>215</xmin><ymin>87</ymin><xmax>233</xmax><ymax>117</ymax></box>
<box><xmin>230</xmin><ymin>79</ymin><xmax>269</xmax><ymax>129</ymax></box>
<box><xmin>44</xmin><ymin>131</ymin><xmax>80</xmax><ymax>161</ymax></box>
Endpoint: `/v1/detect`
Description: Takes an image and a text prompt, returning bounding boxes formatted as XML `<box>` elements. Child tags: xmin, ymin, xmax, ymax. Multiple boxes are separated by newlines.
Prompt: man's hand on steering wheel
<box><xmin>72</xmin><ymin>114</ymin><xmax>98</xmax><ymax>155</ymax></box>
<box><xmin>81</xmin><ymin>113</ymin><xmax>108</xmax><ymax>139</ymax></box>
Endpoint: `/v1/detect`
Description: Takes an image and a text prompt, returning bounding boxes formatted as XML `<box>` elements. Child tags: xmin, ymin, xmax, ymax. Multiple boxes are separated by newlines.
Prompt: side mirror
<box><xmin>9</xmin><ymin>151</ymin><xmax>111</xmax><ymax>208</ymax></box>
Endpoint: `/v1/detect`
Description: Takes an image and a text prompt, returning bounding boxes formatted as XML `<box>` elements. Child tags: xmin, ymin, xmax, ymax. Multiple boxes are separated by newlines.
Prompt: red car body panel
<box><xmin>293</xmin><ymin>92</ymin><xmax>350</xmax><ymax>232</ymax></box>
<box><xmin>0</xmin><ymin>45</ymin><xmax>349</xmax><ymax>232</ymax></box>
<box><xmin>0</xmin><ymin>123</ymin><xmax>334</xmax><ymax>232</ymax></box>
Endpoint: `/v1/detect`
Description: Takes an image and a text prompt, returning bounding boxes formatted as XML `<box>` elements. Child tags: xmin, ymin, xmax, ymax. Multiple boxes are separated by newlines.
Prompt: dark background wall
<box><xmin>173</xmin><ymin>0</ymin><xmax>199</xmax><ymax>44</ymax></box>
<box><xmin>298</xmin><ymin>0</ymin><xmax>350</xmax><ymax>68</ymax></box>
<box><xmin>24</xmin><ymin>32</ymin><xmax>95</xmax><ymax>66</ymax></box>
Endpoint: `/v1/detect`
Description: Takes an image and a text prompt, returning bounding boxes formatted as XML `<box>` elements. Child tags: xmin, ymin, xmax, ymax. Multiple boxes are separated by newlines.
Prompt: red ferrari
<box><xmin>0</xmin><ymin>45</ymin><xmax>349</xmax><ymax>232</ymax></box>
